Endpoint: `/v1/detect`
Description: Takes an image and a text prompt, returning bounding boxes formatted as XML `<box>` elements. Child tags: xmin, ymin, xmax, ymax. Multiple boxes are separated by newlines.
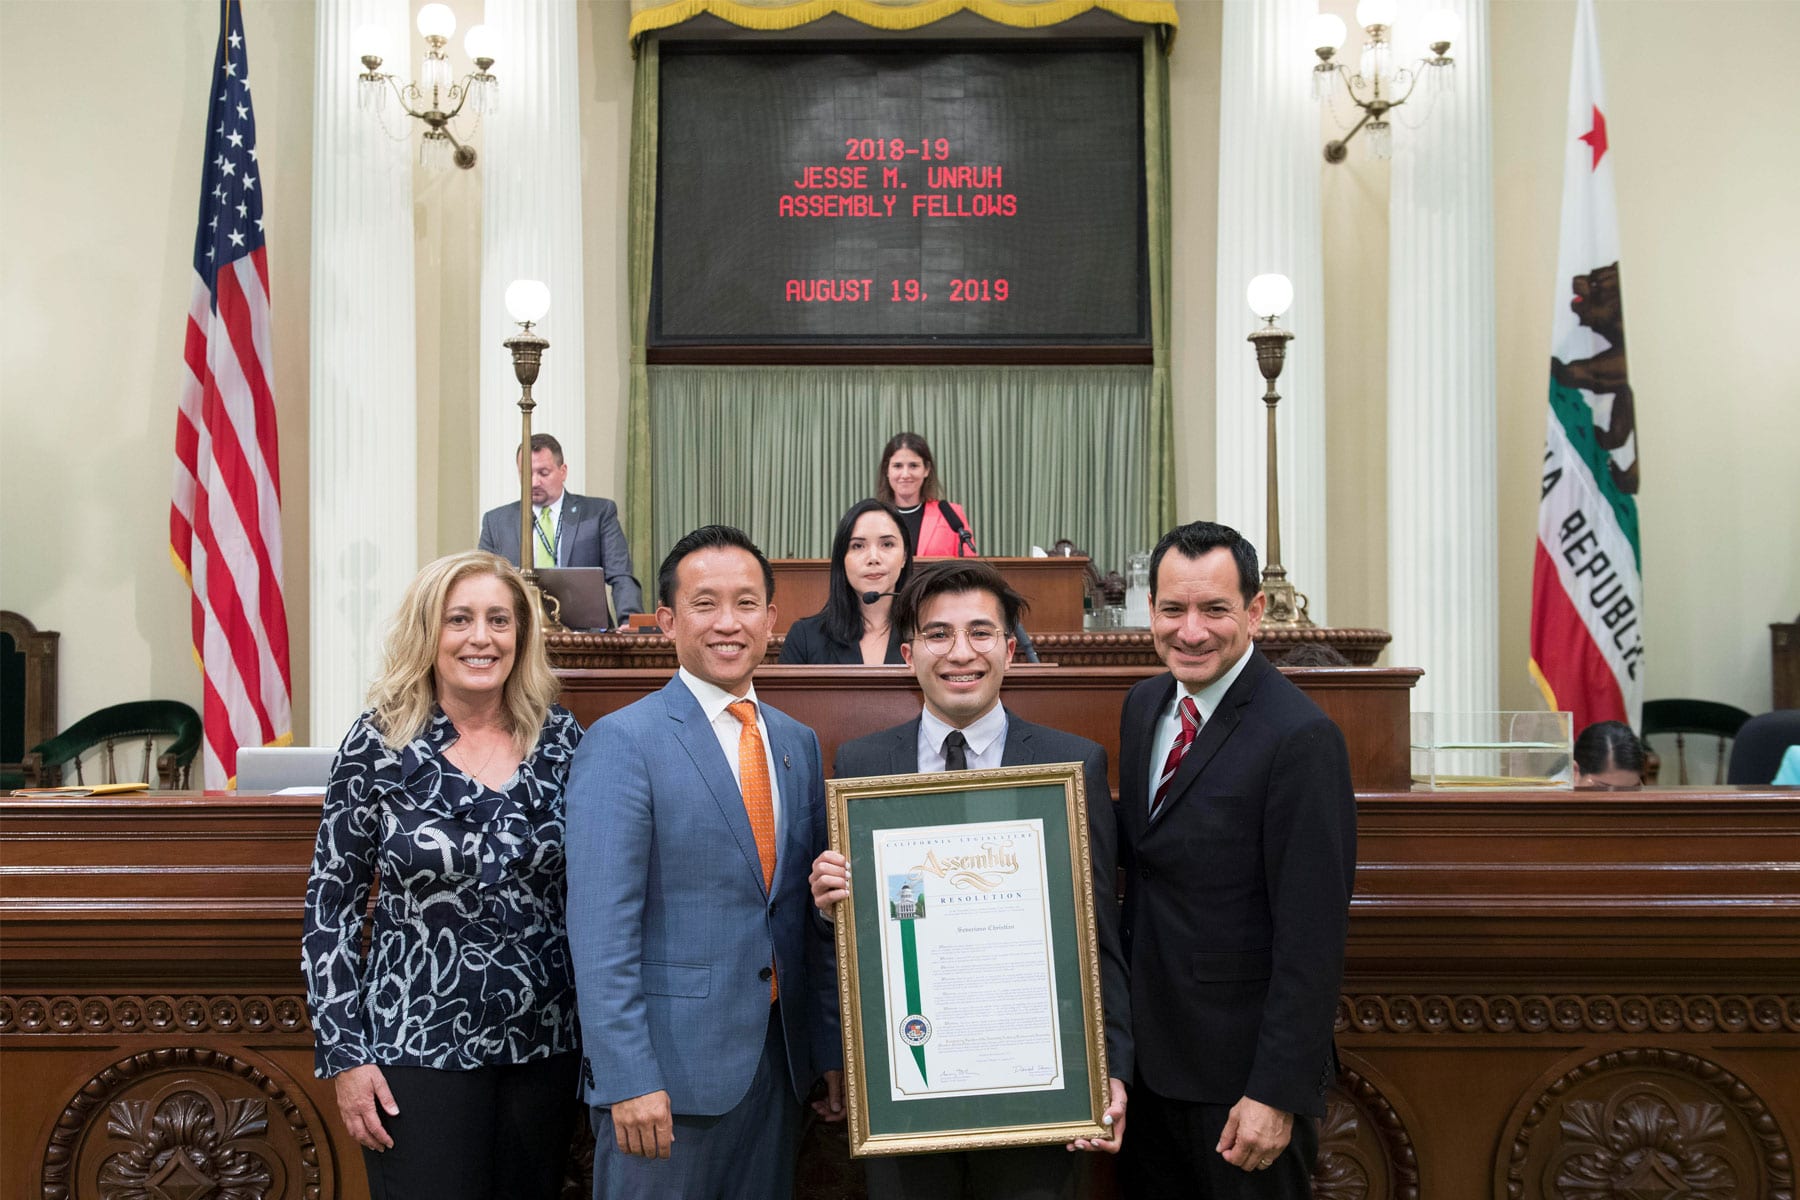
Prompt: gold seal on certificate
<box><xmin>828</xmin><ymin>763</ymin><xmax>1111</xmax><ymax>1157</ymax></box>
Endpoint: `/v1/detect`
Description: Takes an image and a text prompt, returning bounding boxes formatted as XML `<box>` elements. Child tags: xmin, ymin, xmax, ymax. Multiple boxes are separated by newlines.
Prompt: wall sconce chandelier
<box><xmin>1311</xmin><ymin>0</ymin><xmax>1458</xmax><ymax>162</ymax></box>
<box><xmin>355</xmin><ymin>4</ymin><xmax>499</xmax><ymax>170</ymax></box>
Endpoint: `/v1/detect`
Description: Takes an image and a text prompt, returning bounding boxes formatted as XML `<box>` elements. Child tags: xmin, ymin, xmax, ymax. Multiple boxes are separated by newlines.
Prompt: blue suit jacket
<box><xmin>566</xmin><ymin>676</ymin><xmax>840</xmax><ymax>1116</ymax></box>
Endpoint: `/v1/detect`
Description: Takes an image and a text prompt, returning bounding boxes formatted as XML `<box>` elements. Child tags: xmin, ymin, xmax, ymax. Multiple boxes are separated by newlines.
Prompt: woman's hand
<box><xmin>333</xmin><ymin>1063</ymin><xmax>399</xmax><ymax>1151</ymax></box>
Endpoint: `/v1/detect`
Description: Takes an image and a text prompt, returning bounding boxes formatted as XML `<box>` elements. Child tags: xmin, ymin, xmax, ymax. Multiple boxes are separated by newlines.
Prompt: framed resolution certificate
<box><xmin>827</xmin><ymin>763</ymin><xmax>1111</xmax><ymax>1156</ymax></box>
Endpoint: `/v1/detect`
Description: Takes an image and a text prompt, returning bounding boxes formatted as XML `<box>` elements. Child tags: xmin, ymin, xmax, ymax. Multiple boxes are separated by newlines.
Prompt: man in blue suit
<box><xmin>566</xmin><ymin>525</ymin><xmax>843</xmax><ymax>1199</ymax></box>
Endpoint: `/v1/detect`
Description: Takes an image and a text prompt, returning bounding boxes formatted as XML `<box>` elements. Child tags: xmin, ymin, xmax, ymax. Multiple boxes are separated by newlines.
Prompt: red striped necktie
<box><xmin>1150</xmin><ymin>696</ymin><xmax>1201</xmax><ymax>821</ymax></box>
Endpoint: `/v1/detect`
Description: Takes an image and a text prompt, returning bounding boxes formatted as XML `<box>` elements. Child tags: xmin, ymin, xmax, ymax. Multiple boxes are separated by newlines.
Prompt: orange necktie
<box><xmin>727</xmin><ymin>700</ymin><xmax>778</xmax><ymax>999</ymax></box>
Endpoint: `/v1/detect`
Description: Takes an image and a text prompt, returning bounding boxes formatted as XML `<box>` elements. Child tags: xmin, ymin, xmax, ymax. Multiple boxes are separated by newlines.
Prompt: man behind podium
<box><xmin>1117</xmin><ymin>521</ymin><xmax>1355</xmax><ymax>1197</ymax></box>
<box><xmin>477</xmin><ymin>432</ymin><xmax>643</xmax><ymax>625</ymax></box>
<box><xmin>810</xmin><ymin>559</ymin><xmax>1131</xmax><ymax>1199</ymax></box>
<box><xmin>565</xmin><ymin>525</ymin><xmax>842</xmax><ymax>1200</ymax></box>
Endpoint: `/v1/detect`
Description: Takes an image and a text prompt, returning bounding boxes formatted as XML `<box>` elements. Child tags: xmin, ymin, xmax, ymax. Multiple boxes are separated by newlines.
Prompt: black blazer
<box><xmin>835</xmin><ymin>711</ymin><xmax>1133</xmax><ymax>1082</ymax></box>
<box><xmin>777</xmin><ymin>612</ymin><xmax>904</xmax><ymax>665</ymax></box>
<box><xmin>1116</xmin><ymin>649</ymin><xmax>1355</xmax><ymax>1118</ymax></box>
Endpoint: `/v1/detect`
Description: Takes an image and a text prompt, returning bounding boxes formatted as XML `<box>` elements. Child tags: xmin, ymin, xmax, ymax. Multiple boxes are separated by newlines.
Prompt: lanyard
<box><xmin>535</xmin><ymin>505</ymin><xmax>561</xmax><ymax>563</ymax></box>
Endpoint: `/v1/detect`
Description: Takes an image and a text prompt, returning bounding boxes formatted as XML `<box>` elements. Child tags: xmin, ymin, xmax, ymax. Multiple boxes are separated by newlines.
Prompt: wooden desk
<box><xmin>767</xmin><ymin>555</ymin><xmax>1089</xmax><ymax>633</ymax></box>
<box><xmin>555</xmin><ymin>664</ymin><xmax>1422</xmax><ymax>794</ymax></box>
<box><xmin>5</xmin><ymin>786</ymin><xmax>1796</xmax><ymax>1200</ymax></box>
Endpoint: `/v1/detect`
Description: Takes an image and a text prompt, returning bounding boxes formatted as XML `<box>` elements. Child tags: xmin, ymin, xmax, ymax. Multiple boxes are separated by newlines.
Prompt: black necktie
<box><xmin>943</xmin><ymin>730</ymin><xmax>969</xmax><ymax>771</ymax></box>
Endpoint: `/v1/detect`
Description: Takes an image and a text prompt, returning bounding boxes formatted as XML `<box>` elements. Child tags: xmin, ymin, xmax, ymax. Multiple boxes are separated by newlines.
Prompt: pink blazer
<box><xmin>916</xmin><ymin>501</ymin><xmax>975</xmax><ymax>557</ymax></box>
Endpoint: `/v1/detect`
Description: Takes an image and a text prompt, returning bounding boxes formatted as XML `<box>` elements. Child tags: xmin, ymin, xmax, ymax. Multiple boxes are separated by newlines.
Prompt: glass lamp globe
<box><xmin>1246</xmin><ymin>274</ymin><xmax>1295</xmax><ymax>321</ymax></box>
<box><xmin>416</xmin><ymin>3</ymin><xmax>456</xmax><ymax>40</ymax></box>
<box><xmin>464</xmin><ymin>24</ymin><xmax>499</xmax><ymax>63</ymax></box>
<box><xmin>1308</xmin><ymin>13</ymin><xmax>1348</xmax><ymax>53</ymax></box>
<box><xmin>505</xmin><ymin>280</ymin><xmax>551</xmax><ymax>326</ymax></box>
<box><xmin>1356</xmin><ymin>0</ymin><xmax>1398</xmax><ymax>28</ymax></box>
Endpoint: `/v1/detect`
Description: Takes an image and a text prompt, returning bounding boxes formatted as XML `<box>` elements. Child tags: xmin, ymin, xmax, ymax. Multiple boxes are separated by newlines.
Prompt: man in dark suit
<box><xmin>566</xmin><ymin>525</ymin><xmax>842</xmax><ymax>1199</ymax></box>
<box><xmin>810</xmin><ymin>559</ymin><xmax>1131</xmax><ymax>1200</ymax></box>
<box><xmin>477</xmin><ymin>432</ymin><xmax>643</xmax><ymax>624</ymax></box>
<box><xmin>1116</xmin><ymin>521</ymin><xmax>1355</xmax><ymax>1197</ymax></box>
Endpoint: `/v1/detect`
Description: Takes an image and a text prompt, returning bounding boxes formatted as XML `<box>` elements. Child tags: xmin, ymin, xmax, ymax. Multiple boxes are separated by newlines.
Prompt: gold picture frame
<box><xmin>827</xmin><ymin>762</ymin><xmax>1111</xmax><ymax>1156</ymax></box>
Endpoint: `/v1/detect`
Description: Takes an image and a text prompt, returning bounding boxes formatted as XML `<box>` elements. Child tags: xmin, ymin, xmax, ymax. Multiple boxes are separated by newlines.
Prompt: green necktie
<box><xmin>535</xmin><ymin>505</ymin><xmax>555</xmax><ymax>568</ymax></box>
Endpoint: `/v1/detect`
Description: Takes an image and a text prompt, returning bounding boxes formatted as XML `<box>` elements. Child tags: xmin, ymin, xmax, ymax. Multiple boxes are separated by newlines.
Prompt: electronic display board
<box><xmin>652</xmin><ymin>44</ymin><xmax>1148</xmax><ymax>345</ymax></box>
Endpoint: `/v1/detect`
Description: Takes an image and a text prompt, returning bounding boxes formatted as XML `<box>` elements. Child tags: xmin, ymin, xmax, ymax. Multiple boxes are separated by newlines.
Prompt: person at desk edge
<box><xmin>779</xmin><ymin>499</ymin><xmax>914</xmax><ymax>666</ymax></box>
<box><xmin>876</xmin><ymin>431</ymin><xmax>974</xmax><ymax>557</ymax></box>
<box><xmin>478</xmin><ymin>432</ymin><xmax>643</xmax><ymax>626</ymax></box>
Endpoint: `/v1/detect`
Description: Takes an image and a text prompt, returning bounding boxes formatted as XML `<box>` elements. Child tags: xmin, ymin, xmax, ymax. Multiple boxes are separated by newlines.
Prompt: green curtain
<box><xmin>624</xmin><ymin>39</ymin><xmax>659</xmax><ymax>578</ymax></box>
<box><xmin>1143</xmin><ymin>28</ymin><xmax>1176</xmax><ymax>534</ymax></box>
<box><xmin>648</xmin><ymin>365</ymin><xmax>1154</xmax><ymax>576</ymax></box>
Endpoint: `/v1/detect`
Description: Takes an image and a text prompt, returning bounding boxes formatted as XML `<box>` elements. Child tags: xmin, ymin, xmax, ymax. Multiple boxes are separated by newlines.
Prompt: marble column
<box><xmin>478</xmin><ymin>0</ymin><xmax>586</xmax><ymax>511</ymax></box>
<box><xmin>1215</xmin><ymin>0</ymin><xmax>1329</xmax><ymax>621</ymax></box>
<box><xmin>309</xmin><ymin>0</ymin><xmax>419</xmax><ymax>742</ymax></box>
<box><xmin>1385</xmin><ymin>0</ymin><xmax>1498</xmax><ymax>714</ymax></box>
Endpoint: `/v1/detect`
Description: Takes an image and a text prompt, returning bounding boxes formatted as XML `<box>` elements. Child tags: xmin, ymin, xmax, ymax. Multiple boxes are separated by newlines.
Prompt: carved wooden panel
<box><xmin>37</xmin><ymin>1046</ymin><xmax>332</xmax><ymax>1200</ymax></box>
<box><xmin>1501</xmin><ymin>1047</ymin><xmax>1794</xmax><ymax>1200</ymax></box>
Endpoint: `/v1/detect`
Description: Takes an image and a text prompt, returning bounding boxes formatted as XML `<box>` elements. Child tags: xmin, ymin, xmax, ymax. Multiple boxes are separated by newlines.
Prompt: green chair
<box><xmin>22</xmin><ymin>700</ymin><xmax>204</xmax><ymax>789</ymax></box>
<box><xmin>1640</xmin><ymin>699</ymin><xmax>1752</xmax><ymax>786</ymax></box>
<box><xmin>1</xmin><ymin>610</ymin><xmax>60</xmax><ymax>790</ymax></box>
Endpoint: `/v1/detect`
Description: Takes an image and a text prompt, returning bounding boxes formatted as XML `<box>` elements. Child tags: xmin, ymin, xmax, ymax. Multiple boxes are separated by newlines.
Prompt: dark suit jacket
<box><xmin>835</xmin><ymin>710</ymin><xmax>1133</xmax><ymax>1082</ymax></box>
<box><xmin>776</xmin><ymin>612</ymin><xmax>904</xmax><ymax>665</ymax></box>
<box><xmin>478</xmin><ymin>491</ymin><xmax>643</xmax><ymax>622</ymax></box>
<box><xmin>1117</xmin><ymin>649</ymin><xmax>1354</xmax><ymax>1118</ymax></box>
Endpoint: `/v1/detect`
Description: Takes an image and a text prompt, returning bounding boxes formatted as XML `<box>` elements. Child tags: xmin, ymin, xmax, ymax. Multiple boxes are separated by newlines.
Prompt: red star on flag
<box><xmin>1578</xmin><ymin>105</ymin><xmax>1608</xmax><ymax>170</ymax></box>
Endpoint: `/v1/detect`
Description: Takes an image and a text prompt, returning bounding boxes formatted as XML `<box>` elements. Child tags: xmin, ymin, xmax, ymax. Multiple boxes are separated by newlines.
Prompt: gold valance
<box><xmin>627</xmin><ymin>0</ymin><xmax>1179</xmax><ymax>52</ymax></box>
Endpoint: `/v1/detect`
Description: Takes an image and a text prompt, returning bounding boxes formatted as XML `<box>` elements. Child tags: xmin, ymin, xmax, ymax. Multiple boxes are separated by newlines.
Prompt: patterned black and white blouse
<box><xmin>303</xmin><ymin>705</ymin><xmax>583</xmax><ymax>1078</ymax></box>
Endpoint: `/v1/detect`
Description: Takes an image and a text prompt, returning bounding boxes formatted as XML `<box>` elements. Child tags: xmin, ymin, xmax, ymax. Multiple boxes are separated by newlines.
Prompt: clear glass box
<box><xmin>1410</xmin><ymin>711</ymin><xmax>1574</xmax><ymax>789</ymax></box>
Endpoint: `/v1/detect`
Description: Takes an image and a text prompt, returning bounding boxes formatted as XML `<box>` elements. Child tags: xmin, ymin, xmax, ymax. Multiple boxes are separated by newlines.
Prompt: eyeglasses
<box><xmin>913</xmin><ymin>625</ymin><xmax>1003</xmax><ymax>655</ymax></box>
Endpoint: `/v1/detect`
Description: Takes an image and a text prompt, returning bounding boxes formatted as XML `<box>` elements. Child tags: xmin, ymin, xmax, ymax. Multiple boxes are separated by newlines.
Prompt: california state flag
<box><xmin>1530</xmin><ymin>0</ymin><xmax>1642</xmax><ymax>732</ymax></box>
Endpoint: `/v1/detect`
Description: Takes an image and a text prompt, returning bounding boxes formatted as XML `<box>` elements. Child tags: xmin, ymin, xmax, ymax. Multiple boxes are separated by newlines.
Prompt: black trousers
<box><xmin>361</xmin><ymin>1052</ymin><xmax>581</xmax><ymax>1200</ymax></box>
<box><xmin>1118</xmin><ymin>1080</ymin><xmax>1318</xmax><ymax>1200</ymax></box>
<box><xmin>864</xmin><ymin>1143</ymin><xmax>1082</xmax><ymax>1200</ymax></box>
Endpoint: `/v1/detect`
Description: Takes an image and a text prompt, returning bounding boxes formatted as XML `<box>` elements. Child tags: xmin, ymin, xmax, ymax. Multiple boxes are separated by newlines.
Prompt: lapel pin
<box><xmin>783</xmin><ymin>753</ymin><xmax>791</xmax><ymax>769</ymax></box>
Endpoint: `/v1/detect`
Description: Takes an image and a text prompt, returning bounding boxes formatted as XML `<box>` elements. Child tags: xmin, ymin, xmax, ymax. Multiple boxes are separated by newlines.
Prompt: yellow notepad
<box><xmin>8</xmin><ymin>782</ymin><xmax>152</xmax><ymax>797</ymax></box>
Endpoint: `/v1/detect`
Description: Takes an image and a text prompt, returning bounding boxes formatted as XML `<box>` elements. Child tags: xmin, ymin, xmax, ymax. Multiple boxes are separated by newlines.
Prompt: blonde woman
<box><xmin>304</xmin><ymin>551</ymin><xmax>583</xmax><ymax>1199</ymax></box>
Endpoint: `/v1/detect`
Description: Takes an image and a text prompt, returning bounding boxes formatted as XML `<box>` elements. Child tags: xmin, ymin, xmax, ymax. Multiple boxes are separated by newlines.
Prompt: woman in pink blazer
<box><xmin>874</xmin><ymin>432</ymin><xmax>976</xmax><ymax>558</ymax></box>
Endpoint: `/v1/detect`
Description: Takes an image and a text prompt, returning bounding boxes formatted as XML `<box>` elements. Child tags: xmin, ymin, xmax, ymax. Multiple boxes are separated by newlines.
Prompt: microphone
<box><xmin>861</xmin><ymin>590</ymin><xmax>898</xmax><ymax>605</ymax></box>
<box><xmin>938</xmin><ymin>502</ymin><xmax>976</xmax><ymax>558</ymax></box>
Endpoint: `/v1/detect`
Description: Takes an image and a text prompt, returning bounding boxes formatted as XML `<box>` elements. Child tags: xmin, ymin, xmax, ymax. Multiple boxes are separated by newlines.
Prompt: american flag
<box><xmin>170</xmin><ymin>0</ymin><xmax>292</xmax><ymax>788</ymax></box>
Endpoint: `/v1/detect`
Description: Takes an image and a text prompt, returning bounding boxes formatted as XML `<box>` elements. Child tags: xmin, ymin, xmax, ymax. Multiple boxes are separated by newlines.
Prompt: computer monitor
<box><xmin>536</xmin><ymin>567</ymin><xmax>613</xmax><ymax>631</ymax></box>
<box><xmin>235</xmin><ymin>746</ymin><xmax>336</xmax><ymax>792</ymax></box>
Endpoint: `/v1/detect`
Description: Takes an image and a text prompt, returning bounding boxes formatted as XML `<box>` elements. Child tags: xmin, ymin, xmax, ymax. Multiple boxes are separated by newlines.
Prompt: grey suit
<box><xmin>478</xmin><ymin>491</ymin><xmax>643</xmax><ymax>621</ymax></box>
<box><xmin>838</xmin><ymin>708</ymin><xmax>1132</xmax><ymax>1200</ymax></box>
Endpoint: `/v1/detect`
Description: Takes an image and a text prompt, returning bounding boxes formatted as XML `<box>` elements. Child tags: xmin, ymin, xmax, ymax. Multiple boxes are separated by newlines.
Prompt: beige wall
<box><xmin>0</xmin><ymin>0</ymin><xmax>316</xmax><ymax>737</ymax></box>
<box><xmin>2</xmin><ymin>0</ymin><xmax>1795</xmax><ymax>751</ymax></box>
<box><xmin>1309</xmin><ymin>0</ymin><xmax>1800</xmax><ymax>712</ymax></box>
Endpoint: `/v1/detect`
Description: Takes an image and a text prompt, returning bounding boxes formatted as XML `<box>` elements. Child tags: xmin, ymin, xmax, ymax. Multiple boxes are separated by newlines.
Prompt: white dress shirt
<box><xmin>916</xmin><ymin>701</ymin><xmax>1009</xmax><ymax>773</ymax></box>
<box><xmin>1145</xmin><ymin>647</ymin><xmax>1255</xmax><ymax>814</ymax></box>
<box><xmin>678</xmin><ymin>666</ymin><xmax>783</xmax><ymax>842</ymax></box>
